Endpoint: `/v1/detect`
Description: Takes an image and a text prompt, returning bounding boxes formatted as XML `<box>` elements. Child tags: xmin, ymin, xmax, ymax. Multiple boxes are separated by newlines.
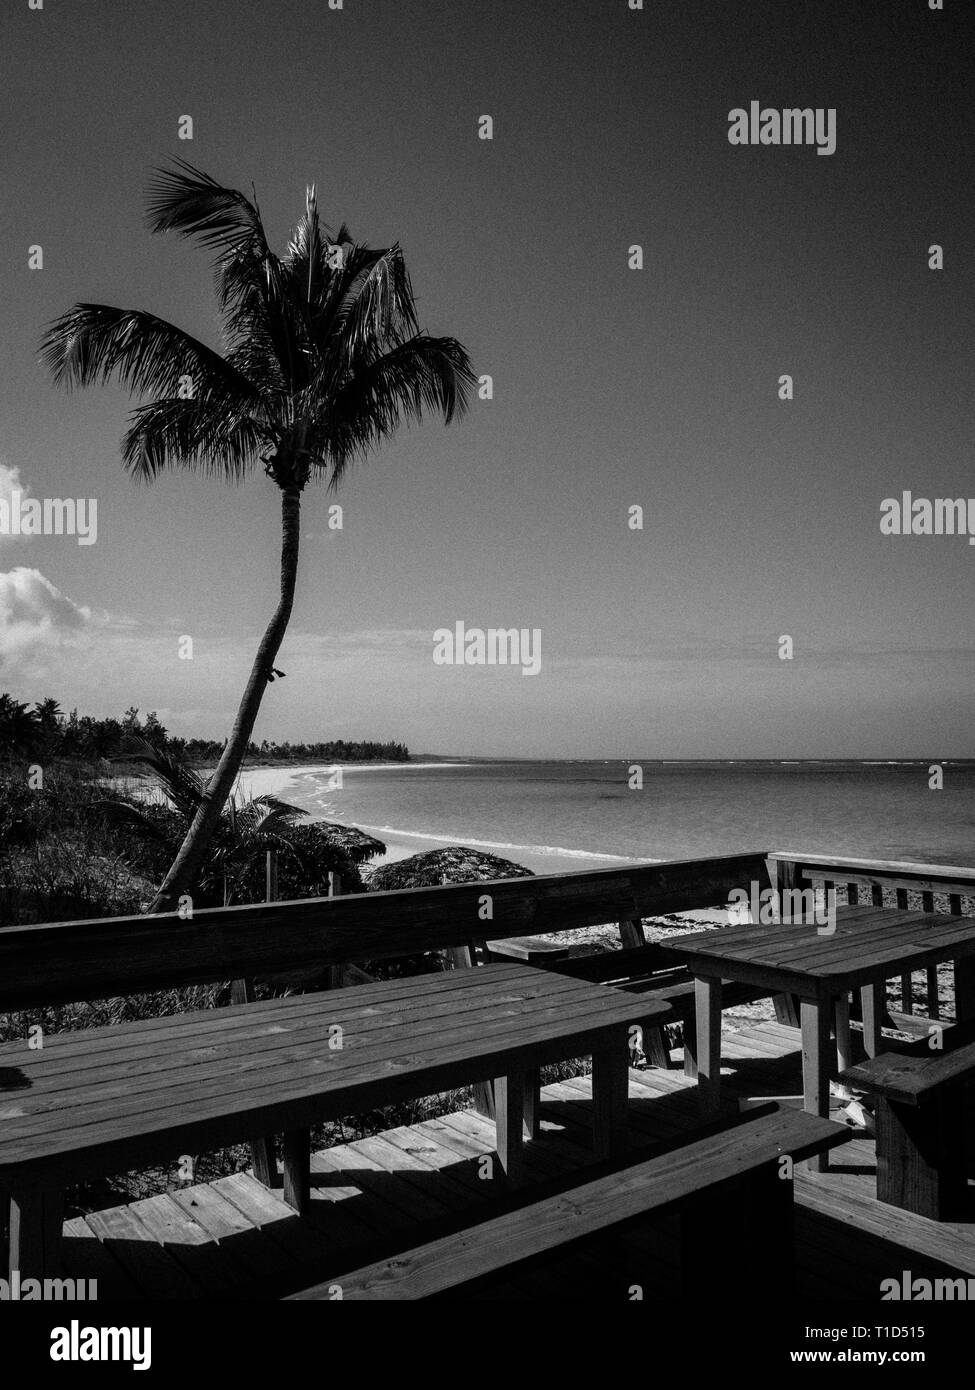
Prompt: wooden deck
<box><xmin>58</xmin><ymin>1019</ymin><xmax>975</xmax><ymax>1300</ymax></box>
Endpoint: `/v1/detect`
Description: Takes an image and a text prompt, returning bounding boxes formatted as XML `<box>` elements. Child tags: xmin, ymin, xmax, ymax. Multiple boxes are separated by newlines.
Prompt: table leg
<box><xmin>592</xmin><ymin>1039</ymin><xmax>629</xmax><ymax>1158</ymax></box>
<box><xmin>0</xmin><ymin>1186</ymin><xmax>8</xmax><ymax>1278</ymax></box>
<box><xmin>283</xmin><ymin>1129</ymin><xmax>310</xmax><ymax>1214</ymax></box>
<box><xmin>495</xmin><ymin>1072</ymin><xmax>526</xmax><ymax>1183</ymax></box>
<box><xmin>693</xmin><ymin>976</ymin><xmax>723</xmax><ymax>1118</ymax></box>
<box><xmin>860</xmin><ymin>982</ymin><xmax>884</xmax><ymax>1057</ymax></box>
<box><xmin>8</xmin><ymin>1187</ymin><xmax>64</xmax><ymax>1281</ymax></box>
<box><xmin>801</xmin><ymin>999</ymin><xmax>833</xmax><ymax>1172</ymax></box>
<box><xmin>522</xmin><ymin>1067</ymin><xmax>541</xmax><ymax>1140</ymax></box>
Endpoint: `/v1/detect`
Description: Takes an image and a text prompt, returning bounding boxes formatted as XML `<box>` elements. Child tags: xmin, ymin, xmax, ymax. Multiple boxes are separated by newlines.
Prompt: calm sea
<box><xmin>257</xmin><ymin>761</ymin><xmax>975</xmax><ymax>875</ymax></box>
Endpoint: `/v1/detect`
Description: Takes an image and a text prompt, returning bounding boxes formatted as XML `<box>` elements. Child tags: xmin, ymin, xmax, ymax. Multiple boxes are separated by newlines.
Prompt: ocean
<box><xmin>236</xmin><ymin>760</ymin><xmax>975</xmax><ymax>876</ymax></box>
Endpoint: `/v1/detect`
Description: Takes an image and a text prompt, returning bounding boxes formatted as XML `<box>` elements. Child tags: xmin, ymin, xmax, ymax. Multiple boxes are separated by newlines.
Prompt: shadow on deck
<box><xmin>60</xmin><ymin>1020</ymin><xmax>975</xmax><ymax>1300</ymax></box>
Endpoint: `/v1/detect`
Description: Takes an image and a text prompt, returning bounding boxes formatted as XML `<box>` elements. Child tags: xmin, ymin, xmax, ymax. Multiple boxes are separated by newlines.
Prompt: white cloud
<box><xmin>0</xmin><ymin>566</ymin><xmax>92</xmax><ymax>675</ymax></box>
<box><xmin>0</xmin><ymin>463</ymin><xmax>30</xmax><ymax>550</ymax></box>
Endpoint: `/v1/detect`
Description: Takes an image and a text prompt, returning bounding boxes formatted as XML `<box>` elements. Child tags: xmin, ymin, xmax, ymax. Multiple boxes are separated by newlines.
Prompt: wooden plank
<box><xmin>800</xmin><ymin>1000</ymin><xmax>833</xmax><ymax>1171</ymax></box>
<box><xmin>83</xmin><ymin>1203</ymin><xmax>208</xmax><ymax>1299</ymax></box>
<box><xmin>0</xmin><ymin>964</ymin><xmax>659</xmax><ymax>1094</ymax></box>
<box><xmin>7</xmin><ymin>1187</ymin><xmax>63</xmax><ymax>1281</ymax></box>
<box><xmin>618</xmin><ymin>917</ymin><xmax>646</xmax><ymax>950</ymax></box>
<box><xmin>690</xmin><ymin>977</ymin><xmax>722</xmax><ymax>1114</ymax></box>
<box><xmin>222</xmin><ymin>1166</ymin><xmax>375</xmax><ymax>1258</ymax></box>
<box><xmin>591</xmin><ymin>1032</ymin><xmax>630</xmax><ymax>1157</ymax></box>
<box><xmin>841</xmin><ymin>1020</ymin><xmax>975</xmax><ymax>1105</ymax></box>
<box><xmin>0</xmin><ymin>852</ymin><xmax>772</xmax><ymax>1011</ymax></box>
<box><xmin>61</xmin><ymin>1215</ymin><xmax>141</xmax><ymax>1300</ymax></box>
<box><xmin>796</xmin><ymin>1165</ymin><xmax>975</xmax><ymax>1276</ymax></box>
<box><xmin>861</xmin><ymin>982</ymin><xmax>884</xmax><ymax>1057</ymax></box>
<box><xmin>126</xmin><ymin>1192</ymin><xmax>244</xmax><ymax>1296</ymax></box>
<box><xmin>0</xmin><ymin>972</ymin><xmax>670</xmax><ymax>1170</ymax></box>
<box><xmin>282</xmin><ymin>1129</ymin><xmax>310</xmax><ymax>1214</ymax></box>
<box><xmin>0</xmin><ymin>988</ymin><xmax>663</xmax><ymax>1159</ymax></box>
<box><xmin>768</xmin><ymin>852</ymin><xmax>975</xmax><ymax>899</ymax></box>
<box><xmin>874</xmin><ymin>1089</ymin><xmax>967</xmax><ymax>1220</ymax></box>
<box><xmin>228</xmin><ymin>975</ymin><xmax>276</xmax><ymax>1188</ymax></box>
<box><xmin>288</xmin><ymin>1108</ymin><xmax>849</xmax><ymax>1300</ymax></box>
<box><xmin>494</xmin><ymin>1073</ymin><xmax>525</xmax><ymax>1183</ymax></box>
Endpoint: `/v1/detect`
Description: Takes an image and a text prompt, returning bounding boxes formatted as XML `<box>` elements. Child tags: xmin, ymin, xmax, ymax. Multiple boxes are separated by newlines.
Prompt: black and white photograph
<box><xmin>1</xmin><ymin>0</ymin><xmax>972</xmax><ymax>1364</ymax></box>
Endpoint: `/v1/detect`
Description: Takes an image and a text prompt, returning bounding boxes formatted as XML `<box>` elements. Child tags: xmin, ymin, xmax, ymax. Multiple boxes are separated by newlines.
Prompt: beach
<box><xmin>227</xmin><ymin>758</ymin><xmax>975</xmax><ymax>878</ymax></box>
<box><xmin>230</xmin><ymin>761</ymin><xmax>623</xmax><ymax>874</ymax></box>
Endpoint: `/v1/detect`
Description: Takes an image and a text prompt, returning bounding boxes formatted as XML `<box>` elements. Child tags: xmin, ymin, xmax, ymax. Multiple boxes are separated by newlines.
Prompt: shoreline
<box><xmin>229</xmin><ymin>762</ymin><xmax>633</xmax><ymax>875</ymax></box>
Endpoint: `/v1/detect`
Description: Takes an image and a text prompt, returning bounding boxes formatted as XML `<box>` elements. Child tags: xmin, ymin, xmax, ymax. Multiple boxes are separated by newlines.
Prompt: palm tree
<box><xmin>102</xmin><ymin>736</ymin><xmax>310</xmax><ymax>906</ymax></box>
<box><xmin>40</xmin><ymin>161</ymin><xmax>476</xmax><ymax>913</ymax></box>
<box><xmin>0</xmin><ymin>694</ymin><xmax>40</xmax><ymax>755</ymax></box>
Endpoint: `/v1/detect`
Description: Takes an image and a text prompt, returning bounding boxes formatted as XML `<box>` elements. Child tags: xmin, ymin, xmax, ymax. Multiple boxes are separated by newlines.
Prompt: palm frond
<box><xmin>321</xmin><ymin>333</ymin><xmax>477</xmax><ymax>487</ymax></box>
<box><xmin>121</xmin><ymin>398</ymin><xmax>269</xmax><ymax>481</ymax></box>
<box><xmin>113</xmin><ymin>735</ymin><xmax>206</xmax><ymax>820</ymax></box>
<box><xmin>40</xmin><ymin>303</ymin><xmax>260</xmax><ymax>401</ymax></box>
<box><xmin>323</xmin><ymin>244</ymin><xmax>419</xmax><ymax>363</ymax></box>
<box><xmin>145</xmin><ymin>159</ymin><xmax>271</xmax><ymax>257</ymax></box>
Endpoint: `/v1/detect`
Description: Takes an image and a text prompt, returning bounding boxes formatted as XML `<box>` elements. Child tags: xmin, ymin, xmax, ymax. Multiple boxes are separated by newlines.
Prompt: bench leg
<box><xmin>250</xmin><ymin>1137</ymin><xmax>276</xmax><ymax>1189</ymax></box>
<box><xmin>282</xmin><ymin>1129</ymin><xmax>310</xmax><ymax>1215</ymax></box>
<box><xmin>833</xmin><ymin>993</ymin><xmax>853</xmax><ymax>1099</ymax></box>
<box><xmin>8</xmin><ymin>1187</ymin><xmax>64</xmax><ymax>1282</ymax></box>
<box><xmin>495</xmin><ymin>1073</ymin><xmax>525</xmax><ymax>1183</ymax></box>
<box><xmin>773</xmin><ymin>993</ymin><xmax>800</xmax><ymax>1027</ymax></box>
<box><xmin>471</xmin><ymin>1079</ymin><xmax>497</xmax><ymax>1122</ymax></box>
<box><xmin>693</xmin><ymin>977</ymin><xmax>723</xmax><ymax>1116</ymax></box>
<box><xmin>801</xmin><ymin>999</ymin><xmax>832</xmax><ymax>1171</ymax></box>
<box><xmin>876</xmin><ymin>1090</ymin><xmax>966</xmax><ymax>1220</ymax></box>
<box><xmin>592</xmin><ymin>1037</ymin><xmax>629</xmax><ymax>1158</ymax></box>
<box><xmin>642</xmin><ymin>1025</ymin><xmax>672</xmax><ymax>1070</ymax></box>
<box><xmin>522</xmin><ymin>1067</ymin><xmax>541</xmax><ymax>1140</ymax></box>
<box><xmin>860</xmin><ymin>982</ymin><xmax>884</xmax><ymax>1057</ymax></box>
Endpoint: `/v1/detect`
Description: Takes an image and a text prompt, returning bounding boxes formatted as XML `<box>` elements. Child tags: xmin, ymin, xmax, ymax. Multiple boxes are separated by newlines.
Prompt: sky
<box><xmin>1</xmin><ymin>0</ymin><xmax>973</xmax><ymax>758</ymax></box>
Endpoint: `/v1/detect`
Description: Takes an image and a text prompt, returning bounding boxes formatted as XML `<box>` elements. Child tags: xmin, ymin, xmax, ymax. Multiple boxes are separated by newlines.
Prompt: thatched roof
<box><xmin>368</xmin><ymin>846</ymin><xmax>534</xmax><ymax>891</ymax></box>
<box><xmin>310</xmin><ymin>821</ymin><xmax>387</xmax><ymax>864</ymax></box>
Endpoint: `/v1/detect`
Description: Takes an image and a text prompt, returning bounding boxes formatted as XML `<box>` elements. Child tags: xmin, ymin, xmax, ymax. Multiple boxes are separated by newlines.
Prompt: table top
<box><xmin>0</xmin><ymin>963</ymin><xmax>663</xmax><ymax>1181</ymax></box>
<box><xmin>656</xmin><ymin>905</ymin><xmax>975</xmax><ymax>997</ymax></box>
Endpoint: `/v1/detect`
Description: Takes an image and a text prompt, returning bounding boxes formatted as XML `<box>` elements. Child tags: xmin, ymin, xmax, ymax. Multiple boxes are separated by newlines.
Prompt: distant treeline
<box><xmin>0</xmin><ymin>693</ymin><xmax>409</xmax><ymax>764</ymax></box>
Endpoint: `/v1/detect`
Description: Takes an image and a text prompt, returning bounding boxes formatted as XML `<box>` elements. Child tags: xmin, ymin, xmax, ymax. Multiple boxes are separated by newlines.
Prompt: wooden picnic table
<box><xmin>0</xmin><ymin>962</ymin><xmax>666</xmax><ymax>1281</ymax></box>
<box><xmin>657</xmin><ymin>905</ymin><xmax>975</xmax><ymax>1169</ymax></box>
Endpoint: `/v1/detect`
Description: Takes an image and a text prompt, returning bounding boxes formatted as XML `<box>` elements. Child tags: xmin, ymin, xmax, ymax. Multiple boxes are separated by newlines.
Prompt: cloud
<box><xmin>0</xmin><ymin>464</ymin><xmax>30</xmax><ymax>550</ymax></box>
<box><xmin>0</xmin><ymin>566</ymin><xmax>92</xmax><ymax>675</ymax></box>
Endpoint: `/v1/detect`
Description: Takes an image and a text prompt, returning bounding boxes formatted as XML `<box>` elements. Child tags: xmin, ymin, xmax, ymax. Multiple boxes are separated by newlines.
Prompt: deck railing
<box><xmin>2</xmin><ymin>848</ymin><xmax>974</xmax><ymax>1028</ymax></box>
<box><xmin>0</xmin><ymin>851</ymin><xmax>770</xmax><ymax>1014</ymax></box>
<box><xmin>768</xmin><ymin>851</ymin><xmax>975</xmax><ymax>1025</ymax></box>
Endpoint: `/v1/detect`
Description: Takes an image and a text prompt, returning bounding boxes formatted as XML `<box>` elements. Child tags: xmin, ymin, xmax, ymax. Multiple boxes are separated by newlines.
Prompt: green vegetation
<box><xmin>0</xmin><ymin>691</ymin><xmax>408</xmax><ymax>765</ymax></box>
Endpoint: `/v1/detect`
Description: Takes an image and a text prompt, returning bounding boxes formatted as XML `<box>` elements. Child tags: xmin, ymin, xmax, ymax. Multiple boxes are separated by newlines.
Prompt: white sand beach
<box><xmin>229</xmin><ymin>762</ymin><xmax>627</xmax><ymax>874</ymax></box>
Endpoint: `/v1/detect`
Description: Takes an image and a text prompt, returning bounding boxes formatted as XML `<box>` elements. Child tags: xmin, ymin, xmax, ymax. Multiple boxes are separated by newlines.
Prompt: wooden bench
<box><xmin>287</xmin><ymin>1103</ymin><xmax>852</xmax><ymax>1299</ymax></box>
<box><xmin>0</xmin><ymin>963</ymin><xmax>664</xmax><ymax>1282</ymax></box>
<box><xmin>841</xmin><ymin>1017</ymin><xmax>975</xmax><ymax>1220</ymax></box>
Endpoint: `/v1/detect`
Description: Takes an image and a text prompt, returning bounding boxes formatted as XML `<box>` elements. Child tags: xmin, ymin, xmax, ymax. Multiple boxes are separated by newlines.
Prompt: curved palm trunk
<box><xmin>149</xmin><ymin>484</ymin><xmax>302</xmax><ymax>914</ymax></box>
